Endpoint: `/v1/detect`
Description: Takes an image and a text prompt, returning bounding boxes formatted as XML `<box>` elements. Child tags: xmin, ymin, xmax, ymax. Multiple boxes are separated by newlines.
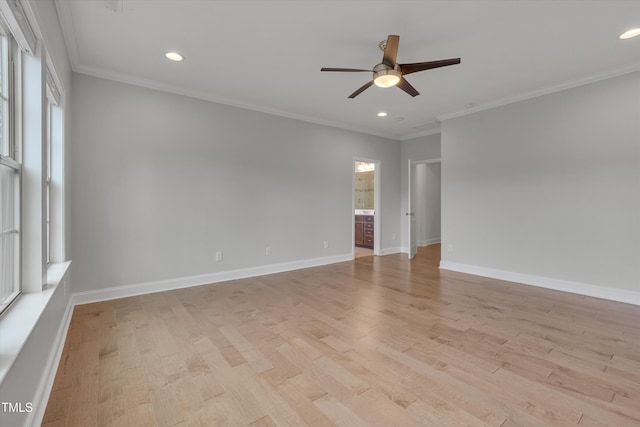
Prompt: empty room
<box><xmin>0</xmin><ymin>1</ymin><xmax>639</xmax><ymax>426</ymax></box>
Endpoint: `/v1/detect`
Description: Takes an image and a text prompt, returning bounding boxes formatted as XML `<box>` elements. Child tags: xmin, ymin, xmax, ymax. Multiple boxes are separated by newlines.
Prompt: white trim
<box><xmin>437</xmin><ymin>64</ymin><xmax>640</xmax><ymax>122</ymax></box>
<box><xmin>413</xmin><ymin>158</ymin><xmax>441</xmax><ymax>165</ymax></box>
<box><xmin>0</xmin><ymin>290</ymin><xmax>57</xmax><ymax>383</ymax></box>
<box><xmin>72</xmin><ymin>64</ymin><xmax>400</xmax><ymax>141</ymax></box>
<box><xmin>46</xmin><ymin>260</ymin><xmax>70</xmax><ymax>286</ymax></box>
<box><xmin>400</xmin><ymin>241</ymin><xmax>440</xmax><ymax>253</ymax></box>
<box><xmin>52</xmin><ymin>0</ymin><xmax>79</xmax><ymax>69</ymax></box>
<box><xmin>400</xmin><ymin>127</ymin><xmax>441</xmax><ymax>141</ymax></box>
<box><xmin>0</xmin><ymin>261</ymin><xmax>70</xmax><ymax>388</ymax></box>
<box><xmin>23</xmin><ymin>0</ymin><xmax>66</xmax><ymax>100</ymax></box>
<box><xmin>439</xmin><ymin>261</ymin><xmax>640</xmax><ymax>306</ymax></box>
<box><xmin>27</xmin><ymin>298</ymin><xmax>73</xmax><ymax>427</ymax></box>
<box><xmin>418</xmin><ymin>238</ymin><xmax>441</xmax><ymax>246</ymax></box>
<box><xmin>0</xmin><ymin>0</ymin><xmax>36</xmax><ymax>54</ymax></box>
<box><xmin>72</xmin><ymin>253</ymin><xmax>353</xmax><ymax>306</ymax></box>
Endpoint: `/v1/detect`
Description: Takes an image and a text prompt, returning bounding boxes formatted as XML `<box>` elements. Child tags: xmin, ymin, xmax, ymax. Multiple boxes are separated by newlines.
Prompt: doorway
<box><xmin>408</xmin><ymin>159</ymin><xmax>441</xmax><ymax>259</ymax></box>
<box><xmin>353</xmin><ymin>160</ymin><xmax>379</xmax><ymax>258</ymax></box>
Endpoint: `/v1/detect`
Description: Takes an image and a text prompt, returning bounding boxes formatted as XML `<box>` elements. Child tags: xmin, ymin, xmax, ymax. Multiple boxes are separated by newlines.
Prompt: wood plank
<box><xmin>219</xmin><ymin>324</ymin><xmax>274</xmax><ymax>374</ymax></box>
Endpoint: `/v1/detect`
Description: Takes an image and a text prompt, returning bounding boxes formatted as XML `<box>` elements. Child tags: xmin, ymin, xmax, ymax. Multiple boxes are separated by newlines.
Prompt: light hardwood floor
<box><xmin>43</xmin><ymin>245</ymin><xmax>640</xmax><ymax>426</ymax></box>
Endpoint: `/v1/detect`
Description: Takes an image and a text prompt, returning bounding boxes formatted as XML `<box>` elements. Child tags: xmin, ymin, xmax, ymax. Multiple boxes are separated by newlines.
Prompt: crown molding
<box><xmin>72</xmin><ymin>63</ymin><xmax>401</xmax><ymax>141</ymax></box>
<box><xmin>53</xmin><ymin>0</ymin><xmax>400</xmax><ymax>141</ymax></box>
<box><xmin>400</xmin><ymin>127</ymin><xmax>441</xmax><ymax>141</ymax></box>
<box><xmin>437</xmin><ymin>63</ymin><xmax>640</xmax><ymax>122</ymax></box>
<box><xmin>54</xmin><ymin>0</ymin><xmax>81</xmax><ymax>70</ymax></box>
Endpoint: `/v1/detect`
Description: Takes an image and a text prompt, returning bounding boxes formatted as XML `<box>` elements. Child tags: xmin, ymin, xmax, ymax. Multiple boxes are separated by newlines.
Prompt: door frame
<box><xmin>408</xmin><ymin>158</ymin><xmax>441</xmax><ymax>259</ymax></box>
<box><xmin>352</xmin><ymin>158</ymin><xmax>381</xmax><ymax>257</ymax></box>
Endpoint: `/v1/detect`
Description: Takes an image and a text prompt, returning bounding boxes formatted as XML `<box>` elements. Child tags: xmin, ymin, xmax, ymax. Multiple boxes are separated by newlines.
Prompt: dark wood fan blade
<box><xmin>321</xmin><ymin>67</ymin><xmax>372</xmax><ymax>72</ymax></box>
<box><xmin>397</xmin><ymin>77</ymin><xmax>419</xmax><ymax>97</ymax></box>
<box><xmin>382</xmin><ymin>35</ymin><xmax>400</xmax><ymax>67</ymax></box>
<box><xmin>348</xmin><ymin>81</ymin><xmax>374</xmax><ymax>99</ymax></box>
<box><xmin>399</xmin><ymin>58</ymin><xmax>461</xmax><ymax>75</ymax></box>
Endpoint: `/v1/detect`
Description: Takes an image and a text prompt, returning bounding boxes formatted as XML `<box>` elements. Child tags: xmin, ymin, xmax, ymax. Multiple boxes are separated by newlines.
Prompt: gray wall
<box><xmin>400</xmin><ymin>133</ymin><xmax>441</xmax><ymax>252</ymax></box>
<box><xmin>70</xmin><ymin>73</ymin><xmax>402</xmax><ymax>293</ymax></box>
<box><xmin>441</xmin><ymin>71</ymin><xmax>640</xmax><ymax>294</ymax></box>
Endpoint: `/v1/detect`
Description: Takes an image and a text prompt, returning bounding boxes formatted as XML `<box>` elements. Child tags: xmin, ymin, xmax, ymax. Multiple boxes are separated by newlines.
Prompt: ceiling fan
<box><xmin>321</xmin><ymin>35</ymin><xmax>460</xmax><ymax>98</ymax></box>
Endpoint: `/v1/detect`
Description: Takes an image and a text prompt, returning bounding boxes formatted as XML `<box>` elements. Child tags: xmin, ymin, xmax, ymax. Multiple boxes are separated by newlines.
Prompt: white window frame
<box><xmin>0</xmin><ymin>20</ymin><xmax>20</xmax><ymax>315</ymax></box>
<box><xmin>0</xmin><ymin>156</ymin><xmax>20</xmax><ymax>313</ymax></box>
<box><xmin>45</xmin><ymin>95</ymin><xmax>51</xmax><ymax>264</ymax></box>
<box><xmin>45</xmin><ymin>63</ymin><xmax>62</xmax><ymax>265</ymax></box>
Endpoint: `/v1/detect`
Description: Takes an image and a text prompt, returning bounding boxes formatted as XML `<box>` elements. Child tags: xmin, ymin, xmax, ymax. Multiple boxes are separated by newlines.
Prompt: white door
<box><xmin>407</xmin><ymin>160</ymin><xmax>417</xmax><ymax>259</ymax></box>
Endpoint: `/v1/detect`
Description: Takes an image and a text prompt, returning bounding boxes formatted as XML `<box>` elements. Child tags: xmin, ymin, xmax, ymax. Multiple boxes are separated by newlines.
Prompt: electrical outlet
<box><xmin>215</xmin><ymin>251</ymin><xmax>223</xmax><ymax>262</ymax></box>
<box><xmin>323</xmin><ymin>241</ymin><xmax>329</xmax><ymax>249</ymax></box>
<box><xmin>266</xmin><ymin>246</ymin><xmax>271</xmax><ymax>255</ymax></box>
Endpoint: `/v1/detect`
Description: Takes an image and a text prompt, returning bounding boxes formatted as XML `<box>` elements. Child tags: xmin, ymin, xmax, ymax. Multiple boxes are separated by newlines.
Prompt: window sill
<box><xmin>0</xmin><ymin>261</ymin><xmax>71</xmax><ymax>384</ymax></box>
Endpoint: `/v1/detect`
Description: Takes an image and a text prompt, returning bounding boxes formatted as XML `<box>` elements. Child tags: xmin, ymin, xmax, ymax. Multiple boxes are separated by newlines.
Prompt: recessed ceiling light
<box><xmin>619</xmin><ymin>28</ymin><xmax>640</xmax><ymax>39</ymax></box>
<box><xmin>165</xmin><ymin>52</ymin><xmax>183</xmax><ymax>61</ymax></box>
<box><xmin>377</xmin><ymin>112</ymin><xmax>388</xmax><ymax>117</ymax></box>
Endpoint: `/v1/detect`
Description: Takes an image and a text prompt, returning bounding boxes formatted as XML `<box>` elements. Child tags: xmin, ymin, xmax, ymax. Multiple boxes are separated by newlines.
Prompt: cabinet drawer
<box><xmin>364</xmin><ymin>223</ymin><xmax>374</xmax><ymax>230</ymax></box>
<box><xmin>364</xmin><ymin>237</ymin><xmax>374</xmax><ymax>245</ymax></box>
<box><xmin>364</xmin><ymin>229</ymin><xmax>374</xmax><ymax>236</ymax></box>
<box><xmin>355</xmin><ymin>215</ymin><xmax>364</xmax><ymax>222</ymax></box>
<box><xmin>364</xmin><ymin>215</ymin><xmax>374</xmax><ymax>223</ymax></box>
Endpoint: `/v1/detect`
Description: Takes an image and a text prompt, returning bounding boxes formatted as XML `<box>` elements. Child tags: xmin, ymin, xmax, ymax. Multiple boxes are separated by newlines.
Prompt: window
<box><xmin>0</xmin><ymin>23</ymin><xmax>19</xmax><ymax>314</ymax></box>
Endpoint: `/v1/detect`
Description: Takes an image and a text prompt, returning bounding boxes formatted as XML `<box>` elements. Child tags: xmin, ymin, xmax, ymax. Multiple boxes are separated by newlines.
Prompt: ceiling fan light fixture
<box><xmin>374</xmin><ymin>73</ymin><xmax>400</xmax><ymax>88</ymax></box>
<box><xmin>373</xmin><ymin>66</ymin><xmax>401</xmax><ymax>88</ymax></box>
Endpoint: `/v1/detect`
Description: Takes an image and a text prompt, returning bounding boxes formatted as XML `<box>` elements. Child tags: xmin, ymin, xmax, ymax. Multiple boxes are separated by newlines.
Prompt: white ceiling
<box><xmin>54</xmin><ymin>0</ymin><xmax>640</xmax><ymax>140</ymax></box>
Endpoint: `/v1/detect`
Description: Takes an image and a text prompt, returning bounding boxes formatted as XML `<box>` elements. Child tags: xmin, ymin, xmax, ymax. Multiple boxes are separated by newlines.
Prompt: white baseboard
<box><xmin>27</xmin><ymin>300</ymin><xmax>74</xmax><ymax>427</ymax></box>
<box><xmin>400</xmin><ymin>240</ymin><xmax>441</xmax><ymax>254</ymax></box>
<box><xmin>379</xmin><ymin>247</ymin><xmax>402</xmax><ymax>255</ymax></box>
<box><xmin>418</xmin><ymin>238</ymin><xmax>441</xmax><ymax>246</ymax></box>
<box><xmin>72</xmin><ymin>253</ymin><xmax>353</xmax><ymax>306</ymax></box>
<box><xmin>439</xmin><ymin>261</ymin><xmax>640</xmax><ymax>306</ymax></box>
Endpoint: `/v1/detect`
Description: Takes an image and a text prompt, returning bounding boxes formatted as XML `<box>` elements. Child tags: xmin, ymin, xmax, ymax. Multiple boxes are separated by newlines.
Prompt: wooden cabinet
<box><xmin>355</xmin><ymin>215</ymin><xmax>374</xmax><ymax>249</ymax></box>
<box><xmin>355</xmin><ymin>215</ymin><xmax>364</xmax><ymax>246</ymax></box>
